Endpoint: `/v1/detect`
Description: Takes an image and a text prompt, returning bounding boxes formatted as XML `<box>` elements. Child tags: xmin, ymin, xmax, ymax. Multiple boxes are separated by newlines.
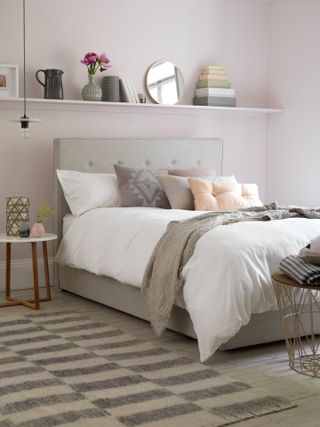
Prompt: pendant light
<box><xmin>11</xmin><ymin>0</ymin><xmax>41</xmax><ymax>138</ymax></box>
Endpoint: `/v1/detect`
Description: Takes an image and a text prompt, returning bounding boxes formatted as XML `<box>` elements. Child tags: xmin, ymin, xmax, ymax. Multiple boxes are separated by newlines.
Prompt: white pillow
<box><xmin>212</xmin><ymin>175</ymin><xmax>237</xmax><ymax>184</ymax></box>
<box><xmin>299</xmin><ymin>235</ymin><xmax>320</xmax><ymax>265</ymax></box>
<box><xmin>57</xmin><ymin>170</ymin><xmax>120</xmax><ymax>215</ymax></box>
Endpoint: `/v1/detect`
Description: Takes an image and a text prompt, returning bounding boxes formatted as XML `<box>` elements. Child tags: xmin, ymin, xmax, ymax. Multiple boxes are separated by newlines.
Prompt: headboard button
<box><xmin>171</xmin><ymin>159</ymin><xmax>177</xmax><ymax>165</ymax></box>
<box><xmin>86</xmin><ymin>160</ymin><xmax>96</xmax><ymax>168</ymax></box>
<box><xmin>145</xmin><ymin>160</ymin><xmax>151</xmax><ymax>167</ymax></box>
<box><xmin>197</xmin><ymin>160</ymin><xmax>201</xmax><ymax>166</ymax></box>
<box><xmin>117</xmin><ymin>160</ymin><xmax>123</xmax><ymax>165</ymax></box>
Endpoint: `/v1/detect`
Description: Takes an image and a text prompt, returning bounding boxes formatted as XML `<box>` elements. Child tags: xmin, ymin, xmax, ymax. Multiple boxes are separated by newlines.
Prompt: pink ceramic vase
<box><xmin>30</xmin><ymin>222</ymin><xmax>45</xmax><ymax>238</ymax></box>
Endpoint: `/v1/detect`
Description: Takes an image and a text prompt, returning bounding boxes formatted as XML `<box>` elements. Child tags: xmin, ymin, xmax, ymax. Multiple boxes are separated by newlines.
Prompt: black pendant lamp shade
<box><xmin>10</xmin><ymin>0</ymin><xmax>41</xmax><ymax>137</ymax></box>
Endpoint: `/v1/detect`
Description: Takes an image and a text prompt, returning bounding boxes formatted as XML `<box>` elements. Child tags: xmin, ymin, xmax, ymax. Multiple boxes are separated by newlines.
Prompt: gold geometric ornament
<box><xmin>6</xmin><ymin>196</ymin><xmax>30</xmax><ymax>236</ymax></box>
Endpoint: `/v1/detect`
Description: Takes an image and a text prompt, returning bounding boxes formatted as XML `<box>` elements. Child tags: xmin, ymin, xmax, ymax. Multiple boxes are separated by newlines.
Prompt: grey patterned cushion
<box><xmin>114</xmin><ymin>164</ymin><xmax>170</xmax><ymax>209</ymax></box>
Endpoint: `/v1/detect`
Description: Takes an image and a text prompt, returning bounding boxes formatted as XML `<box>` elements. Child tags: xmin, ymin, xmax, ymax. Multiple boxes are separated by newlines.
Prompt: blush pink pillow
<box><xmin>188</xmin><ymin>177</ymin><xmax>263</xmax><ymax>211</ymax></box>
<box><xmin>167</xmin><ymin>167</ymin><xmax>216</xmax><ymax>177</ymax></box>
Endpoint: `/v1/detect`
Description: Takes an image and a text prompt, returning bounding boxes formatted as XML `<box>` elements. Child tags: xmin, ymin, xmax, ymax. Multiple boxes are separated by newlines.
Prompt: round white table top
<box><xmin>0</xmin><ymin>233</ymin><xmax>57</xmax><ymax>243</ymax></box>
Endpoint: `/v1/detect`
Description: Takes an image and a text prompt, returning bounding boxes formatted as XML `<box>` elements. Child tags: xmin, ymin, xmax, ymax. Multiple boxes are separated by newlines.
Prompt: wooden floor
<box><xmin>1</xmin><ymin>288</ymin><xmax>320</xmax><ymax>426</ymax></box>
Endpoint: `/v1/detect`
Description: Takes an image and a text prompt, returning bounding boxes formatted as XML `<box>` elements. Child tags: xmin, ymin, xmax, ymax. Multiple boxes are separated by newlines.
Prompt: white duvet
<box><xmin>55</xmin><ymin>207</ymin><xmax>320</xmax><ymax>361</ymax></box>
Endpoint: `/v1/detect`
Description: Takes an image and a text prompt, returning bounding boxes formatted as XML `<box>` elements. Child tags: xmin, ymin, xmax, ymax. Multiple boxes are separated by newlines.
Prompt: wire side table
<box><xmin>272</xmin><ymin>272</ymin><xmax>320</xmax><ymax>377</ymax></box>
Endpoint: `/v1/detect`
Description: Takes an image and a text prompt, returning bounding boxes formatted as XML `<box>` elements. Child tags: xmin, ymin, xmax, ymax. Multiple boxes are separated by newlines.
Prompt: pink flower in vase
<box><xmin>99</xmin><ymin>53</ymin><xmax>112</xmax><ymax>71</ymax></box>
<box><xmin>81</xmin><ymin>52</ymin><xmax>99</xmax><ymax>66</ymax></box>
<box><xmin>81</xmin><ymin>52</ymin><xmax>112</xmax><ymax>75</ymax></box>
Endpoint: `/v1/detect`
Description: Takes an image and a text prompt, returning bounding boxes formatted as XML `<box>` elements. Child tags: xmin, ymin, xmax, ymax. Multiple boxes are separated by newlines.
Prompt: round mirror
<box><xmin>145</xmin><ymin>60</ymin><xmax>184</xmax><ymax>105</ymax></box>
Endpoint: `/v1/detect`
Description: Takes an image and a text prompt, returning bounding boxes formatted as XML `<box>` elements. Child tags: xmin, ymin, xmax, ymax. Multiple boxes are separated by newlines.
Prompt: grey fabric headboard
<box><xmin>53</xmin><ymin>138</ymin><xmax>223</xmax><ymax>243</ymax></box>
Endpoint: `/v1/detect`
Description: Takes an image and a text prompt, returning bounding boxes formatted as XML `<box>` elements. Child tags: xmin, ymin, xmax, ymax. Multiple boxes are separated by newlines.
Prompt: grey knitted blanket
<box><xmin>142</xmin><ymin>203</ymin><xmax>320</xmax><ymax>335</ymax></box>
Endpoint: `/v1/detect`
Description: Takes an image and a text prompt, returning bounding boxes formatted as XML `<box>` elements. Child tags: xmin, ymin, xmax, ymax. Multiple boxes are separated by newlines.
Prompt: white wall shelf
<box><xmin>0</xmin><ymin>97</ymin><xmax>283</xmax><ymax>118</ymax></box>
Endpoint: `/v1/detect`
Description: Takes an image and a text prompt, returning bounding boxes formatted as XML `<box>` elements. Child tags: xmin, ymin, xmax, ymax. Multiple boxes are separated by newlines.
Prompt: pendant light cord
<box><xmin>23</xmin><ymin>0</ymin><xmax>27</xmax><ymax>118</ymax></box>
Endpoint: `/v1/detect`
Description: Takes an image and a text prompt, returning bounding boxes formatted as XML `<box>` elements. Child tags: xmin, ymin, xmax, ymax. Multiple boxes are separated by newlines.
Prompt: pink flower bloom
<box><xmin>100</xmin><ymin>63</ymin><xmax>112</xmax><ymax>71</ymax></box>
<box><xmin>99</xmin><ymin>53</ymin><xmax>111</xmax><ymax>65</ymax></box>
<box><xmin>81</xmin><ymin>52</ymin><xmax>99</xmax><ymax>66</ymax></box>
<box><xmin>81</xmin><ymin>51</ymin><xmax>112</xmax><ymax>75</ymax></box>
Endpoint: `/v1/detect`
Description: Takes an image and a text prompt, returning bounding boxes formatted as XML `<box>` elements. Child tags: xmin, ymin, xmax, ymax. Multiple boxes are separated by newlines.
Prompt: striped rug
<box><xmin>0</xmin><ymin>311</ymin><xmax>295</xmax><ymax>427</ymax></box>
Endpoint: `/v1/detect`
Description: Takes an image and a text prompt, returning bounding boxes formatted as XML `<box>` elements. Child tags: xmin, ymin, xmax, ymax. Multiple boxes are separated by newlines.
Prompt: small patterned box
<box><xmin>6</xmin><ymin>196</ymin><xmax>30</xmax><ymax>236</ymax></box>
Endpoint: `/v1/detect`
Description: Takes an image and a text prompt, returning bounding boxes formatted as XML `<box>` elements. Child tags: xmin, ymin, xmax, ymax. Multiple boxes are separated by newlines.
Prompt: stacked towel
<box><xmin>193</xmin><ymin>66</ymin><xmax>236</xmax><ymax>107</ymax></box>
<box><xmin>280</xmin><ymin>255</ymin><xmax>320</xmax><ymax>286</ymax></box>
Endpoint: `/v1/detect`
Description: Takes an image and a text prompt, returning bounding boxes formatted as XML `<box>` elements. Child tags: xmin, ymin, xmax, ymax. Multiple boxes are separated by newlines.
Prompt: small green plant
<box><xmin>36</xmin><ymin>202</ymin><xmax>54</xmax><ymax>223</ymax></box>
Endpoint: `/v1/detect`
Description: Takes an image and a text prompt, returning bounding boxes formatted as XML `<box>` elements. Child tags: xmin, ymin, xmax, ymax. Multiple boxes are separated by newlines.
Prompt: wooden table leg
<box><xmin>1</xmin><ymin>242</ymin><xmax>21</xmax><ymax>308</ymax></box>
<box><xmin>31</xmin><ymin>242</ymin><xmax>40</xmax><ymax>310</ymax></box>
<box><xmin>42</xmin><ymin>241</ymin><xmax>51</xmax><ymax>301</ymax></box>
<box><xmin>5</xmin><ymin>242</ymin><xmax>11</xmax><ymax>298</ymax></box>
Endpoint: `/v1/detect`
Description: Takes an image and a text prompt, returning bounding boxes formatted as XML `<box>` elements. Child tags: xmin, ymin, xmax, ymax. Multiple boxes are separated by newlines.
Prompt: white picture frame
<box><xmin>0</xmin><ymin>64</ymin><xmax>19</xmax><ymax>98</ymax></box>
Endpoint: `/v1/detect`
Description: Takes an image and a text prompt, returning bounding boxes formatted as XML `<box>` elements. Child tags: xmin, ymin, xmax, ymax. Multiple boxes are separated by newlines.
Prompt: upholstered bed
<box><xmin>53</xmin><ymin>138</ymin><xmax>320</xmax><ymax>359</ymax></box>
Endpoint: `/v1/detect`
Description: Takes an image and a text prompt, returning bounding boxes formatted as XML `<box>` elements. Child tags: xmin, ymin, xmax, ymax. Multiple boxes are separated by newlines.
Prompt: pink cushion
<box><xmin>188</xmin><ymin>177</ymin><xmax>263</xmax><ymax>211</ymax></box>
<box><xmin>167</xmin><ymin>167</ymin><xmax>216</xmax><ymax>177</ymax></box>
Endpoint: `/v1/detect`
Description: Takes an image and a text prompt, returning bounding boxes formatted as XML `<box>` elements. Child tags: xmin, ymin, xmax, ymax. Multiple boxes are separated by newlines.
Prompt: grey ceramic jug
<box><xmin>35</xmin><ymin>69</ymin><xmax>64</xmax><ymax>99</ymax></box>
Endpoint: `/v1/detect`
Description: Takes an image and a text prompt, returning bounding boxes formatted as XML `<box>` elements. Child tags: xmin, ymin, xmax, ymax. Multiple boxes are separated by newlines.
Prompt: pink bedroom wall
<box><xmin>1</xmin><ymin>0</ymin><xmax>269</xmax><ymax>106</ymax></box>
<box><xmin>267</xmin><ymin>0</ymin><xmax>320</xmax><ymax>206</ymax></box>
<box><xmin>0</xmin><ymin>0</ymin><xmax>270</xmax><ymax>269</ymax></box>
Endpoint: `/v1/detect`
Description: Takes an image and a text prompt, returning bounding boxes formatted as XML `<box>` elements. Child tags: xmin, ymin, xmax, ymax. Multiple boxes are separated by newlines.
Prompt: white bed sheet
<box><xmin>62</xmin><ymin>214</ymin><xmax>76</xmax><ymax>235</ymax></box>
<box><xmin>55</xmin><ymin>207</ymin><xmax>320</xmax><ymax>361</ymax></box>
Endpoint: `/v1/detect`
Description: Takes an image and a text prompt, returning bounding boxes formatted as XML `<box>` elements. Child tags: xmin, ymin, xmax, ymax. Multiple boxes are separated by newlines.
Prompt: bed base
<box><xmin>59</xmin><ymin>264</ymin><xmax>312</xmax><ymax>351</ymax></box>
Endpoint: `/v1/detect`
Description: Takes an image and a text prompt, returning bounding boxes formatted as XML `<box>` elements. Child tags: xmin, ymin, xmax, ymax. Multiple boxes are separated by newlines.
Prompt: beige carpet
<box><xmin>0</xmin><ymin>311</ymin><xmax>295</xmax><ymax>427</ymax></box>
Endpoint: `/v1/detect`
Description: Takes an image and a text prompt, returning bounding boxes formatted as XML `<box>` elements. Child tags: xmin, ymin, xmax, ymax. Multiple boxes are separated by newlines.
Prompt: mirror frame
<box><xmin>145</xmin><ymin>60</ymin><xmax>184</xmax><ymax>105</ymax></box>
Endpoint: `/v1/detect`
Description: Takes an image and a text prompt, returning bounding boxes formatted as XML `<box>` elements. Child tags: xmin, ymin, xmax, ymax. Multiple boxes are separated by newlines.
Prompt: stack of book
<box><xmin>193</xmin><ymin>66</ymin><xmax>236</xmax><ymax>107</ymax></box>
<box><xmin>120</xmin><ymin>78</ymin><xmax>140</xmax><ymax>103</ymax></box>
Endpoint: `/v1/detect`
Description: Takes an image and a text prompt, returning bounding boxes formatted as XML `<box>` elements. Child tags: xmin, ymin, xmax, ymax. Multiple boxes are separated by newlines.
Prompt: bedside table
<box><xmin>0</xmin><ymin>233</ymin><xmax>57</xmax><ymax>310</ymax></box>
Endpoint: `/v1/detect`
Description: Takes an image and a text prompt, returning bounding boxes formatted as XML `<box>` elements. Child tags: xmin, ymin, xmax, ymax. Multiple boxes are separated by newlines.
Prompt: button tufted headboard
<box><xmin>53</xmin><ymin>138</ymin><xmax>223</xmax><ymax>243</ymax></box>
